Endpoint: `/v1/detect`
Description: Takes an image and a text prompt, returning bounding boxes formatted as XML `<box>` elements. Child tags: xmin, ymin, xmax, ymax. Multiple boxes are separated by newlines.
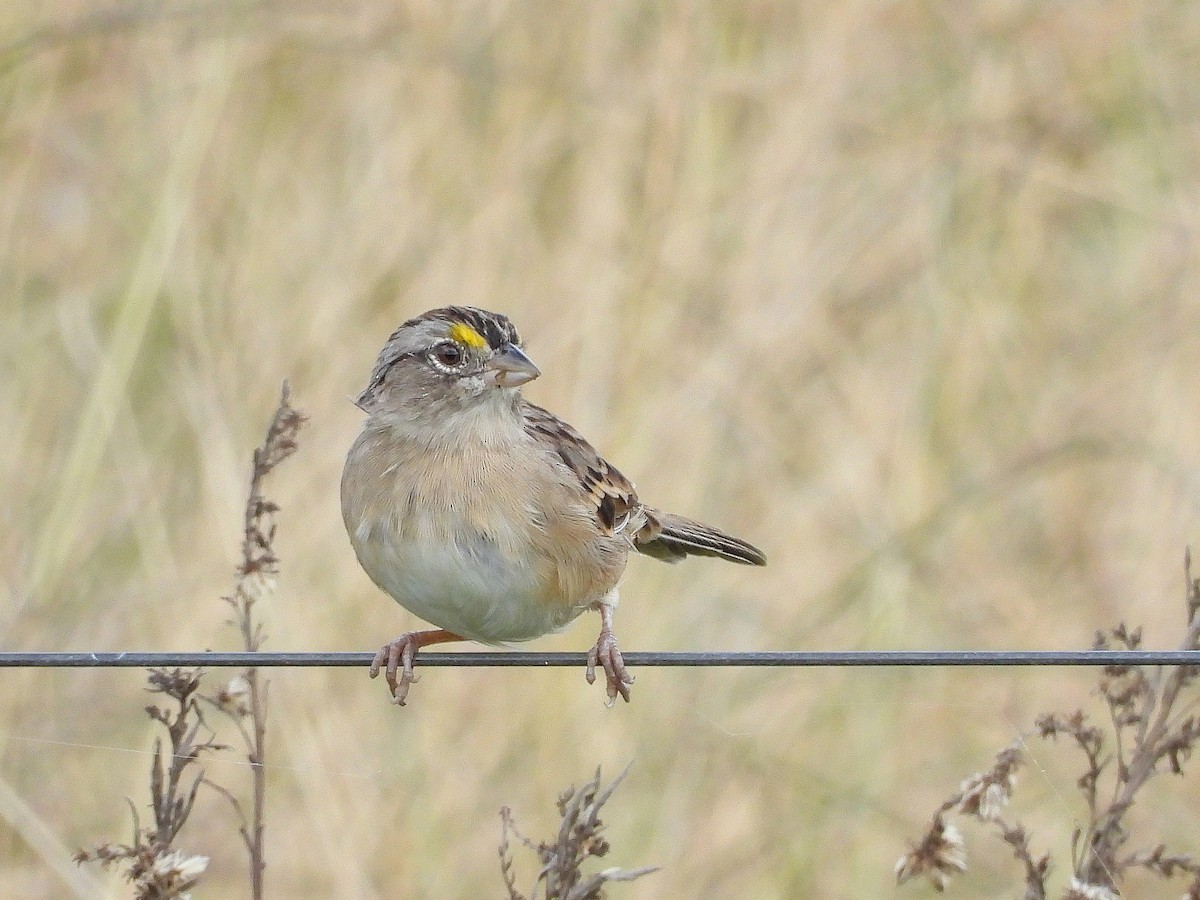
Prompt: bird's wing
<box><xmin>521</xmin><ymin>402</ymin><xmax>657</xmax><ymax>539</ymax></box>
<box><xmin>520</xmin><ymin>402</ymin><xmax>765</xmax><ymax>566</ymax></box>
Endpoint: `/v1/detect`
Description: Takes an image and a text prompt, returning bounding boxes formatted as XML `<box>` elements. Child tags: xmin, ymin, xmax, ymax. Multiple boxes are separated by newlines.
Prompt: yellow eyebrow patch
<box><xmin>448</xmin><ymin>322</ymin><xmax>488</xmax><ymax>349</ymax></box>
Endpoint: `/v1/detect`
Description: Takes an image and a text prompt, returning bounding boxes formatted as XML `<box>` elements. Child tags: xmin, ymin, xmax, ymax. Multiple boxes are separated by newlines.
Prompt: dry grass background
<box><xmin>2</xmin><ymin>1</ymin><xmax>1200</xmax><ymax>896</ymax></box>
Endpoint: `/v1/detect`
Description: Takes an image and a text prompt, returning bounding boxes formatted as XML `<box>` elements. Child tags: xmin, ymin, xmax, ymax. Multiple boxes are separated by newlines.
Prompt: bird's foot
<box><xmin>586</xmin><ymin>626</ymin><xmax>634</xmax><ymax>706</ymax></box>
<box><xmin>369</xmin><ymin>629</ymin><xmax>461</xmax><ymax>706</ymax></box>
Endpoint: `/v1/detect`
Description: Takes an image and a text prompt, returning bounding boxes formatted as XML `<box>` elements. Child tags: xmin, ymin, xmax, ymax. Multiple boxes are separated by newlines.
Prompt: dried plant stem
<box><xmin>75</xmin><ymin>669</ymin><xmax>222</xmax><ymax>898</ymax></box>
<box><xmin>243</xmin><ymin>666</ymin><xmax>265</xmax><ymax>900</ymax></box>
<box><xmin>499</xmin><ymin>765</ymin><xmax>657</xmax><ymax>899</ymax></box>
<box><xmin>226</xmin><ymin>381</ymin><xmax>305</xmax><ymax>900</ymax></box>
<box><xmin>1075</xmin><ymin>561</ymin><xmax>1200</xmax><ymax>886</ymax></box>
<box><xmin>231</xmin><ymin>573</ymin><xmax>267</xmax><ymax>900</ymax></box>
<box><xmin>899</xmin><ymin>550</ymin><xmax>1200</xmax><ymax>896</ymax></box>
<box><xmin>77</xmin><ymin>385</ymin><xmax>304</xmax><ymax>899</ymax></box>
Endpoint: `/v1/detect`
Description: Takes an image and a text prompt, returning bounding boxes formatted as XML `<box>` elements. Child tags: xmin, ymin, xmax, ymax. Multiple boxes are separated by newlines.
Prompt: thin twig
<box><xmin>223</xmin><ymin>381</ymin><xmax>305</xmax><ymax>900</ymax></box>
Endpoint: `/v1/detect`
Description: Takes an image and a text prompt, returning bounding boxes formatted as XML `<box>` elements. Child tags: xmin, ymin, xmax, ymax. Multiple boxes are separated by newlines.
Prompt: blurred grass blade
<box><xmin>23</xmin><ymin>42</ymin><xmax>240</xmax><ymax>611</ymax></box>
<box><xmin>0</xmin><ymin>775</ymin><xmax>104</xmax><ymax>898</ymax></box>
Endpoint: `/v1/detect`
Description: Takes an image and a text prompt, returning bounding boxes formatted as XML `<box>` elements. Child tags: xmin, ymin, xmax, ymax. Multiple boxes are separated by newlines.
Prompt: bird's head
<box><xmin>354</xmin><ymin>306</ymin><xmax>540</xmax><ymax>425</ymax></box>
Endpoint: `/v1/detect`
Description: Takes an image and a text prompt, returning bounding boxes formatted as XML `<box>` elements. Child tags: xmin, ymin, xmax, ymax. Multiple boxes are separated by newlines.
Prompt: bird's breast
<box><xmin>341</xmin><ymin>429</ymin><xmax>618</xmax><ymax>642</ymax></box>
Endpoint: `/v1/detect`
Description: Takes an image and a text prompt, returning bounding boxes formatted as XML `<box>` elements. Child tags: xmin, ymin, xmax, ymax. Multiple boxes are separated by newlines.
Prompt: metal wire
<box><xmin>1</xmin><ymin>650</ymin><xmax>1199</xmax><ymax>667</ymax></box>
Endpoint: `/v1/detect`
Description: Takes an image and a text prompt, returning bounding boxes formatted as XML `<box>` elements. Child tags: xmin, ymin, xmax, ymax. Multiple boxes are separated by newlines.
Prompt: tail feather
<box><xmin>635</xmin><ymin>510</ymin><xmax>766</xmax><ymax>566</ymax></box>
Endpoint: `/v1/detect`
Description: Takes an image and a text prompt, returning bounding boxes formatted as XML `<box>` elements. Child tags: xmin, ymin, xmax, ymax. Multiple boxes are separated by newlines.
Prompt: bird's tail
<box><xmin>635</xmin><ymin>510</ymin><xmax>766</xmax><ymax>566</ymax></box>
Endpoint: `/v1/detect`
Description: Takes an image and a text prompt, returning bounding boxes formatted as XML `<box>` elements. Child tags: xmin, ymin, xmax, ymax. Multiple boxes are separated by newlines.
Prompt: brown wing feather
<box><xmin>520</xmin><ymin>402</ymin><xmax>765</xmax><ymax>566</ymax></box>
<box><xmin>521</xmin><ymin>402</ymin><xmax>658</xmax><ymax>541</ymax></box>
<box><xmin>638</xmin><ymin>510</ymin><xmax>766</xmax><ymax>565</ymax></box>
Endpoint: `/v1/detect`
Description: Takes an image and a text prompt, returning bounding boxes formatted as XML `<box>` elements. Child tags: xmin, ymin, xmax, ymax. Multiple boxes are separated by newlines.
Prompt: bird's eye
<box><xmin>431</xmin><ymin>342</ymin><xmax>464</xmax><ymax>368</ymax></box>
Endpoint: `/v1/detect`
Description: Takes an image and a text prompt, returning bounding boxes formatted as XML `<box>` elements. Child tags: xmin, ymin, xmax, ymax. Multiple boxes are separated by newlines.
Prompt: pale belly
<box><xmin>342</xmin><ymin>418</ymin><xmax>626</xmax><ymax>643</ymax></box>
<box><xmin>349</xmin><ymin>515</ymin><xmax>587</xmax><ymax>644</ymax></box>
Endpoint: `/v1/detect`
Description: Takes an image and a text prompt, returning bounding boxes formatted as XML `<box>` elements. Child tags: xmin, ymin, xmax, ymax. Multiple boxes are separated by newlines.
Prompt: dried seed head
<box><xmin>239</xmin><ymin>569</ymin><xmax>277</xmax><ymax>603</ymax></box>
<box><xmin>147</xmin><ymin>668</ymin><xmax>203</xmax><ymax>702</ymax></box>
<box><xmin>1098</xmin><ymin>666</ymin><xmax>1148</xmax><ymax>721</ymax></box>
<box><xmin>1064</xmin><ymin>877</ymin><xmax>1118</xmax><ymax>900</ymax></box>
<box><xmin>958</xmin><ymin>745</ymin><xmax>1020</xmax><ymax>821</ymax></box>
<box><xmin>895</xmin><ymin>816</ymin><xmax>968</xmax><ymax>890</ymax></box>
<box><xmin>133</xmin><ymin>849</ymin><xmax>208</xmax><ymax>898</ymax></box>
<box><xmin>216</xmin><ymin>675</ymin><xmax>253</xmax><ymax>718</ymax></box>
<box><xmin>149</xmin><ymin>850</ymin><xmax>209</xmax><ymax>881</ymax></box>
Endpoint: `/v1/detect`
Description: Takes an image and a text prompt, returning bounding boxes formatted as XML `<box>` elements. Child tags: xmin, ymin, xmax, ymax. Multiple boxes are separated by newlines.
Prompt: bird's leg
<box><xmin>586</xmin><ymin>599</ymin><xmax>633</xmax><ymax>705</ymax></box>
<box><xmin>369</xmin><ymin>629</ymin><xmax>463</xmax><ymax>706</ymax></box>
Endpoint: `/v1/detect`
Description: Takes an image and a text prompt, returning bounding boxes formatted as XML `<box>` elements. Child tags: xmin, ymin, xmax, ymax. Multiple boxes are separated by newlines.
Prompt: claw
<box><xmin>587</xmin><ymin>626</ymin><xmax>633</xmax><ymax>705</ymax></box>
<box><xmin>368</xmin><ymin>629</ymin><xmax>462</xmax><ymax>706</ymax></box>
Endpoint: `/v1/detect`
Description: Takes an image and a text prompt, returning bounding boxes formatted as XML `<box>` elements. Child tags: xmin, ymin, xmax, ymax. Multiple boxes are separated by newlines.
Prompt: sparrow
<box><xmin>341</xmin><ymin>306</ymin><xmax>765</xmax><ymax>705</ymax></box>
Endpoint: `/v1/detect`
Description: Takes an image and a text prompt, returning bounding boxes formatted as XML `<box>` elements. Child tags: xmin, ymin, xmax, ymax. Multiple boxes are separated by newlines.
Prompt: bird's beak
<box><xmin>486</xmin><ymin>344</ymin><xmax>541</xmax><ymax>387</ymax></box>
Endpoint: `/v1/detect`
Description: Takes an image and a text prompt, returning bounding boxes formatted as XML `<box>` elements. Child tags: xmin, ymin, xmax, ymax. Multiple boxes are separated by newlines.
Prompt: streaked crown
<box><xmin>404</xmin><ymin>306</ymin><xmax>521</xmax><ymax>352</ymax></box>
<box><xmin>355</xmin><ymin>306</ymin><xmax>524</xmax><ymax>411</ymax></box>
